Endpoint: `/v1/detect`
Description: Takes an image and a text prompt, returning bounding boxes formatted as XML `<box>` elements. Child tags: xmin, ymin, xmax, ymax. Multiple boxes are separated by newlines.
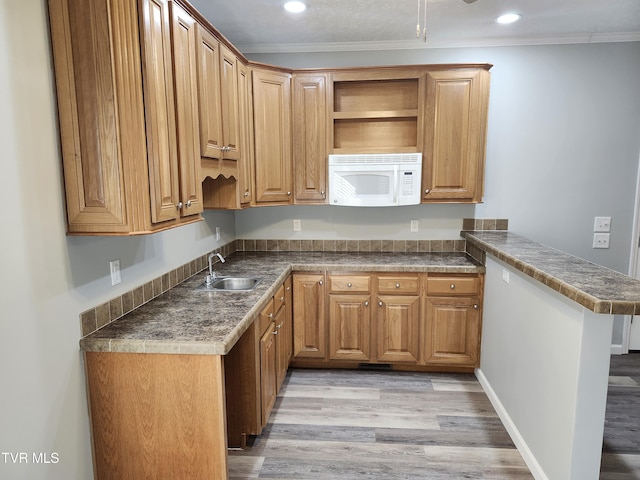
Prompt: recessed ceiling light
<box><xmin>284</xmin><ymin>1</ymin><xmax>306</xmax><ymax>13</ymax></box>
<box><xmin>496</xmin><ymin>13</ymin><xmax>522</xmax><ymax>25</ymax></box>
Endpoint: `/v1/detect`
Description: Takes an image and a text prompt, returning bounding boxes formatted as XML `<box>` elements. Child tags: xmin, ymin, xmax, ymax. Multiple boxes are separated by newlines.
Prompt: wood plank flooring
<box><xmin>229</xmin><ymin>353</ymin><xmax>640</xmax><ymax>479</ymax></box>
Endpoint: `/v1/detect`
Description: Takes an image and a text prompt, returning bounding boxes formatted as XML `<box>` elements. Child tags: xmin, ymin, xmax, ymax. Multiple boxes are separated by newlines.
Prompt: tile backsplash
<box><xmin>79</xmin><ymin>218</ymin><xmax>507</xmax><ymax>338</ymax></box>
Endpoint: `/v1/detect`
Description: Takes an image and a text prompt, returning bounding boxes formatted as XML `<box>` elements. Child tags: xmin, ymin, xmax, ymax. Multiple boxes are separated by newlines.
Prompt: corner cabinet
<box><xmin>252</xmin><ymin>68</ymin><xmax>293</xmax><ymax>204</ymax></box>
<box><xmin>422</xmin><ymin>67</ymin><xmax>491</xmax><ymax>203</ymax></box>
<box><xmin>48</xmin><ymin>0</ymin><xmax>202</xmax><ymax>235</ymax></box>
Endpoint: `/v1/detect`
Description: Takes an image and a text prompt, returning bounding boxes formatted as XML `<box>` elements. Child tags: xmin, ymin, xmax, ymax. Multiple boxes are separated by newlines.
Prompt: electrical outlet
<box><xmin>410</xmin><ymin>220</ymin><xmax>418</xmax><ymax>233</ymax></box>
<box><xmin>594</xmin><ymin>216</ymin><xmax>611</xmax><ymax>233</ymax></box>
<box><xmin>502</xmin><ymin>269</ymin><xmax>510</xmax><ymax>283</ymax></box>
<box><xmin>215</xmin><ymin>226</ymin><xmax>221</xmax><ymax>241</ymax></box>
<box><xmin>593</xmin><ymin>233</ymin><xmax>610</xmax><ymax>249</ymax></box>
<box><xmin>110</xmin><ymin>260</ymin><xmax>121</xmax><ymax>286</ymax></box>
<box><xmin>293</xmin><ymin>219</ymin><xmax>301</xmax><ymax>232</ymax></box>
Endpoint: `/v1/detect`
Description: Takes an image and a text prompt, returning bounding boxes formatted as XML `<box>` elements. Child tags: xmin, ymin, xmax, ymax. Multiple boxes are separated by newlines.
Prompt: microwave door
<box><xmin>331</xmin><ymin>166</ymin><xmax>395</xmax><ymax>206</ymax></box>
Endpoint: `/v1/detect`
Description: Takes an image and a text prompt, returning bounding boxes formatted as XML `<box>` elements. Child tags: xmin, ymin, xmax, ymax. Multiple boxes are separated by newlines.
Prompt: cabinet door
<box><xmin>293</xmin><ymin>73</ymin><xmax>327</xmax><ymax>203</ymax></box>
<box><xmin>219</xmin><ymin>44</ymin><xmax>240</xmax><ymax>160</ymax></box>
<box><xmin>423</xmin><ymin>68</ymin><xmax>490</xmax><ymax>203</ymax></box>
<box><xmin>169</xmin><ymin>2</ymin><xmax>203</xmax><ymax>218</ymax></box>
<box><xmin>141</xmin><ymin>0</ymin><xmax>180</xmax><ymax>223</ymax></box>
<box><xmin>283</xmin><ymin>276</ymin><xmax>293</xmax><ymax>364</ymax></box>
<box><xmin>292</xmin><ymin>274</ymin><xmax>326</xmax><ymax>359</ymax></box>
<box><xmin>253</xmin><ymin>69</ymin><xmax>292</xmax><ymax>203</ymax></box>
<box><xmin>329</xmin><ymin>294</ymin><xmax>371</xmax><ymax>361</ymax></box>
<box><xmin>376</xmin><ymin>295</ymin><xmax>420</xmax><ymax>363</ymax></box>
<box><xmin>237</xmin><ymin>62</ymin><xmax>254</xmax><ymax>205</ymax></box>
<box><xmin>274</xmin><ymin>305</ymin><xmax>288</xmax><ymax>392</ymax></box>
<box><xmin>260</xmin><ymin>322</ymin><xmax>277</xmax><ymax>428</ymax></box>
<box><xmin>195</xmin><ymin>24</ymin><xmax>223</xmax><ymax>159</ymax></box>
<box><xmin>423</xmin><ymin>297</ymin><xmax>481</xmax><ymax>367</ymax></box>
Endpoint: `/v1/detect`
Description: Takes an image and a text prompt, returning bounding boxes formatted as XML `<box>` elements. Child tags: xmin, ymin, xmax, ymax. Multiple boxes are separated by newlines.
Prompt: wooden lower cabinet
<box><xmin>423</xmin><ymin>297</ymin><xmax>481</xmax><ymax>366</ymax></box>
<box><xmin>225</xmin><ymin>277</ymin><xmax>292</xmax><ymax>447</ymax></box>
<box><xmin>292</xmin><ymin>272</ymin><xmax>483</xmax><ymax>371</ymax></box>
<box><xmin>375</xmin><ymin>294</ymin><xmax>421</xmax><ymax>363</ymax></box>
<box><xmin>85</xmin><ymin>352</ymin><xmax>228</xmax><ymax>480</ymax></box>
<box><xmin>293</xmin><ymin>273</ymin><xmax>327</xmax><ymax>359</ymax></box>
<box><xmin>329</xmin><ymin>293</ymin><xmax>371</xmax><ymax>361</ymax></box>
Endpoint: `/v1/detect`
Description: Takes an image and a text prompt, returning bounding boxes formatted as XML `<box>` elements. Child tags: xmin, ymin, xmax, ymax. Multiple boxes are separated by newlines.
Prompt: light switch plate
<box><xmin>410</xmin><ymin>220</ymin><xmax>418</xmax><ymax>232</ymax></box>
<box><xmin>110</xmin><ymin>260</ymin><xmax>121</xmax><ymax>286</ymax></box>
<box><xmin>293</xmin><ymin>219</ymin><xmax>301</xmax><ymax>232</ymax></box>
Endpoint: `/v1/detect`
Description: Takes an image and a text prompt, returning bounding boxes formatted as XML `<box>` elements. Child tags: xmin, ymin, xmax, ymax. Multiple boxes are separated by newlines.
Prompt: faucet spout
<box><xmin>205</xmin><ymin>253</ymin><xmax>225</xmax><ymax>285</ymax></box>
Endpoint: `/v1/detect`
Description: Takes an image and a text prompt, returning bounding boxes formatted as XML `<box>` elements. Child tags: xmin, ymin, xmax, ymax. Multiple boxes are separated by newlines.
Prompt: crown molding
<box><xmin>237</xmin><ymin>32</ymin><xmax>640</xmax><ymax>54</ymax></box>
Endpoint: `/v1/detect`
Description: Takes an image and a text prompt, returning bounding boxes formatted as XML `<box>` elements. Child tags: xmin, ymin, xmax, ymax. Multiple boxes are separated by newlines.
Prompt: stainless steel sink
<box><xmin>196</xmin><ymin>276</ymin><xmax>261</xmax><ymax>292</ymax></box>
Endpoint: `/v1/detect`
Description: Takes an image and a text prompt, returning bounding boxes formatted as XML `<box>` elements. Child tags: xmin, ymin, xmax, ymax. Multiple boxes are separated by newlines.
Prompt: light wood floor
<box><xmin>229</xmin><ymin>354</ymin><xmax>640</xmax><ymax>479</ymax></box>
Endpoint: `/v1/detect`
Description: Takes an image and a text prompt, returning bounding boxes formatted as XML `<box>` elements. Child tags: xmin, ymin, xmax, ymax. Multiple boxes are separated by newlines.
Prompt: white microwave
<box><xmin>328</xmin><ymin>153</ymin><xmax>422</xmax><ymax>207</ymax></box>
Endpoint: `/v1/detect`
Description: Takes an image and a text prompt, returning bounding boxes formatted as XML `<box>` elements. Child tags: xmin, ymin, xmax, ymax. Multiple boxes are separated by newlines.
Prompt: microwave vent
<box><xmin>329</xmin><ymin>153</ymin><xmax>422</xmax><ymax>165</ymax></box>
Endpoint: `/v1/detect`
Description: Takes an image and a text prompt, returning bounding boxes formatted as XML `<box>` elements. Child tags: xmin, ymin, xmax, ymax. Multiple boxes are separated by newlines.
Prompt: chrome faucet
<box><xmin>205</xmin><ymin>252</ymin><xmax>225</xmax><ymax>286</ymax></box>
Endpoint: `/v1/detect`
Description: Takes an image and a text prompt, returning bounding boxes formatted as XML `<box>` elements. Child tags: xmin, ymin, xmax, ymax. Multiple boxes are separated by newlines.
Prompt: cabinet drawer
<box><xmin>427</xmin><ymin>276</ymin><xmax>480</xmax><ymax>296</ymax></box>
<box><xmin>258</xmin><ymin>298</ymin><xmax>275</xmax><ymax>335</ymax></box>
<box><xmin>377</xmin><ymin>275</ymin><xmax>419</xmax><ymax>294</ymax></box>
<box><xmin>274</xmin><ymin>284</ymin><xmax>286</xmax><ymax>313</ymax></box>
<box><xmin>328</xmin><ymin>275</ymin><xmax>371</xmax><ymax>293</ymax></box>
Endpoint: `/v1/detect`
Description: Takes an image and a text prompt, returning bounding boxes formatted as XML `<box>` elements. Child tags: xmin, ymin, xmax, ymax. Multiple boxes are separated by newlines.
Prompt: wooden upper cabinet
<box><xmin>219</xmin><ymin>45</ymin><xmax>241</xmax><ymax>161</ymax></box>
<box><xmin>252</xmin><ymin>68</ymin><xmax>293</xmax><ymax>204</ymax></box>
<box><xmin>293</xmin><ymin>73</ymin><xmax>328</xmax><ymax>203</ymax></box>
<box><xmin>422</xmin><ymin>67</ymin><xmax>491</xmax><ymax>203</ymax></box>
<box><xmin>48</xmin><ymin>0</ymin><xmax>202</xmax><ymax>234</ymax></box>
<box><xmin>194</xmin><ymin>24</ymin><xmax>223</xmax><ymax>159</ymax></box>
<box><xmin>237</xmin><ymin>62</ymin><xmax>254</xmax><ymax>205</ymax></box>
<box><xmin>169</xmin><ymin>2</ymin><xmax>203</xmax><ymax>217</ymax></box>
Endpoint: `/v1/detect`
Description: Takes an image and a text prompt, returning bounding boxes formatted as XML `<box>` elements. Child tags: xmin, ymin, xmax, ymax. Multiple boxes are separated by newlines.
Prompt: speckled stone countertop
<box><xmin>80</xmin><ymin>251</ymin><xmax>483</xmax><ymax>355</ymax></box>
<box><xmin>463</xmin><ymin>231</ymin><xmax>640</xmax><ymax>315</ymax></box>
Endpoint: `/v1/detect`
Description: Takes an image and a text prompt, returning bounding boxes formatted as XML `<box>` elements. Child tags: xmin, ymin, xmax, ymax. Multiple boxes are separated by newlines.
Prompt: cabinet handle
<box><xmin>450</xmin><ymin>284</ymin><xmax>456</xmax><ymax>289</ymax></box>
<box><xmin>473</xmin><ymin>304</ymin><xmax>479</xmax><ymax>310</ymax></box>
<box><xmin>395</xmin><ymin>283</ymin><xmax>401</xmax><ymax>288</ymax></box>
<box><xmin>425</xmin><ymin>189</ymin><xmax>430</xmax><ymax>195</ymax></box>
<box><xmin>378</xmin><ymin>301</ymin><xmax>383</xmax><ymax>306</ymax></box>
<box><xmin>364</xmin><ymin>301</ymin><xmax>369</xmax><ymax>306</ymax></box>
<box><xmin>176</xmin><ymin>202</ymin><xmax>183</xmax><ymax>210</ymax></box>
<box><xmin>319</xmin><ymin>280</ymin><xmax>323</xmax><ymax>285</ymax></box>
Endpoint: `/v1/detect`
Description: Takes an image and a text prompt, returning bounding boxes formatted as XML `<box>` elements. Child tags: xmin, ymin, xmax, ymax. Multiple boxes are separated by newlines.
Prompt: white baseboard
<box><xmin>475</xmin><ymin>368</ymin><xmax>549</xmax><ymax>480</ymax></box>
<box><xmin>611</xmin><ymin>343</ymin><xmax>625</xmax><ymax>355</ymax></box>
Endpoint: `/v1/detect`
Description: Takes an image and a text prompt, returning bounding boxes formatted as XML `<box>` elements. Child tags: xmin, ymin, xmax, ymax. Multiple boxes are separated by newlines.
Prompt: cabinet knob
<box><xmin>267</xmin><ymin>313</ymin><xmax>273</xmax><ymax>318</ymax></box>
<box><xmin>364</xmin><ymin>301</ymin><xmax>369</xmax><ymax>306</ymax></box>
<box><xmin>279</xmin><ymin>296</ymin><xmax>285</xmax><ymax>301</ymax></box>
<box><xmin>319</xmin><ymin>280</ymin><xmax>323</xmax><ymax>285</ymax></box>
<box><xmin>395</xmin><ymin>283</ymin><xmax>401</xmax><ymax>288</ymax></box>
<box><xmin>287</xmin><ymin>191</ymin><xmax>291</xmax><ymax>196</ymax></box>
<box><xmin>347</xmin><ymin>282</ymin><xmax>352</xmax><ymax>288</ymax></box>
<box><xmin>176</xmin><ymin>202</ymin><xmax>183</xmax><ymax>210</ymax></box>
<box><xmin>473</xmin><ymin>304</ymin><xmax>479</xmax><ymax>310</ymax></box>
<box><xmin>273</xmin><ymin>330</ymin><xmax>278</xmax><ymax>335</ymax></box>
<box><xmin>186</xmin><ymin>200</ymin><xmax>192</xmax><ymax>207</ymax></box>
<box><xmin>450</xmin><ymin>284</ymin><xmax>456</xmax><ymax>289</ymax></box>
<box><xmin>243</xmin><ymin>191</ymin><xmax>250</xmax><ymax>197</ymax></box>
<box><xmin>320</xmin><ymin>190</ymin><xmax>325</xmax><ymax>195</ymax></box>
<box><xmin>378</xmin><ymin>301</ymin><xmax>383</xmax><ymax>306</ymax></box>
<box><xmin>425</xmin><ymin>189</ymin><xmax>430</xmax><ymax>195</ymax></box>
<box><xmin>286</xmin><ymin>286</ymin><xmax>291</xmax><ymax>291</ymax></box>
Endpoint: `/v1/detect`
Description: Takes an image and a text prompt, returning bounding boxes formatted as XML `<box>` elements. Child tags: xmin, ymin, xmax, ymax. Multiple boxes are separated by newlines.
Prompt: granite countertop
<box><xmin>80</xmin><ymin>251</ymin><xmax>484</xmax><ymax>355</ymax></box>
<box><xmin>463</xmin><ymin>230</ymin><xmax>640</xmax><ymax>315</ymax></box>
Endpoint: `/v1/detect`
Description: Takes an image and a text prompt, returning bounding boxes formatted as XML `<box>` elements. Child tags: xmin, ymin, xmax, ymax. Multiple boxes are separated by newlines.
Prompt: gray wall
<box><xmin>246</xmin><ymin>43</ymin><xmax>640</xmax><ymax>275</ymax></box>
<box><xmin>2</xmin><ymin>1</ymin><xmax>639</xmax><ymax>478</ymax></box>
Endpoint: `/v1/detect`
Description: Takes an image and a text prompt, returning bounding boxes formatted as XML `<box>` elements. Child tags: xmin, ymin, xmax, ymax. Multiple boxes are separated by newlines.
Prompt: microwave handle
<box><xmin>392</xmin><ymin>166</ymin><xmax>398</xmax><ymax>204</ymax></box>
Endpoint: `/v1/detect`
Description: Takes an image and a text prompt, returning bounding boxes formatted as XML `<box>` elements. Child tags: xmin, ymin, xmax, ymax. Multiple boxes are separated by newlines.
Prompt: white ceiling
<box><xmin>188</xmin><ymin>0</ymin><xmax>640</xmax><ymax>54</ymax></box>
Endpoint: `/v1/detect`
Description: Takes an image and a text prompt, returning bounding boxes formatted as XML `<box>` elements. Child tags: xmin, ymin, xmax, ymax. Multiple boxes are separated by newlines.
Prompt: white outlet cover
<box><xmin>502</xmin><ymin>269</ymin><xmax>510</xmax><ymax>283</ymax></box>
<box><xmin>593</xmin><ymin>233</ymin><xmax>610</xmax><ymax>249</ymax></box>
<box><xmin>410</xmin><ymin>220</ymin><xmax>418</xmax><ymax>233</ymax></box>
<box><xmin>594</xmin><ymin>216</ymin><xmax>611</xmax><ymax>233</ymax></box>
<box><xmin>110</xmin><ymin>259</ymin><xmax>121</xmax><ymax>286</ymax></box>
<box><xmin>293</xmin><ymin>219</ymin><xmax>301</xmax><ymax>232</ymax></box>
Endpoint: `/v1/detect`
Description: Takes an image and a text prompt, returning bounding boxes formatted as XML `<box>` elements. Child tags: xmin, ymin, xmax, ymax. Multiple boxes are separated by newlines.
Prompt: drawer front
<box><xmin>258</xmin><ymin>298</ymin><xmax>275</xmax><ymax>335</ymax></box>
<box><xmin>427</xmin><ymin>276</ymin><xmax>480</xmax><ymax>296</ymax></box>
<box><xmin>377</xmin><ymin>275</ymin><xmax>420</xmax><ymax>294</ymax></box>
<box><xmin>274</xmin><ymin>284</ymin><xmax>286</xmax><ymax>312</ymax></box>
<box><xmin>328</xmin><ymin>275</ymin><xmax>371</xmax><ymax>293</ymax></box>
